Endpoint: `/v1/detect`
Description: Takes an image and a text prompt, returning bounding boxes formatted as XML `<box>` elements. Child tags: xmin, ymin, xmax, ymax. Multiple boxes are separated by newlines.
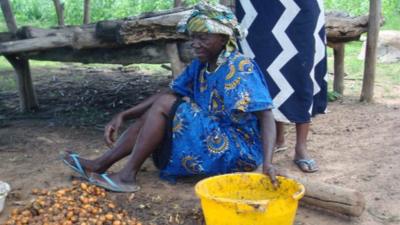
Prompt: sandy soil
<box><xmin>0</xmin><ymin>65</ymin><xmax>399</xmax><ymax>225</ymax></box>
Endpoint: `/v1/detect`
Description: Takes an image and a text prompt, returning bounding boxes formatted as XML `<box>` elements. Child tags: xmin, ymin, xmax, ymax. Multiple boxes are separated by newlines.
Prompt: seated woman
<box><xmin>63</xmin><ymin>2</ymin><xmax>278</xmax><ymax>192</ymax></box>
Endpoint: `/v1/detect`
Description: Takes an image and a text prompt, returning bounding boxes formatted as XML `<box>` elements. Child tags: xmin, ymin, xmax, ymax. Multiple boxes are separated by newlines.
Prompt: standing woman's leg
<box><xmin>275</xmin><ymin>121</ymin><xmax>287</xmax><ymax>152</ymax></box>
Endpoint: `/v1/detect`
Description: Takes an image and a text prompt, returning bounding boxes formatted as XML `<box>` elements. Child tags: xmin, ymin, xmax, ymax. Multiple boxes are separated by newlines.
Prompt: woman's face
<box><xmin>190</xmin><ymin>33</ymin><xmax>228</xmax><ymax>63</ymax></box>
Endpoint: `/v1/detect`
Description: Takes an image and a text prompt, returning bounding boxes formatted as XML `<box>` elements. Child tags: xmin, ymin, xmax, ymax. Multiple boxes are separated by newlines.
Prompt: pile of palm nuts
<box><xmin>5</xmin><ymin>181</ymin><xmax>142</xmax><ymax>225</ymax></box>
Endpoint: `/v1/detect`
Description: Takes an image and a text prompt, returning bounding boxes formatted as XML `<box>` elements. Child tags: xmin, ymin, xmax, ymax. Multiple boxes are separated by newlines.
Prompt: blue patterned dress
<box><xmin>158</xmin><ymin>51</ymin><xmax>273</xmax><ymax>181</ymax></box>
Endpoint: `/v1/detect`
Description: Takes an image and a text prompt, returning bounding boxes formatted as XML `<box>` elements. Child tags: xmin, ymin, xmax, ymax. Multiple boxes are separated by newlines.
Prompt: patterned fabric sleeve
<box><xmin>170</xmin><ymin>60</ymin><xmax>202</xmax><ymax>98</ymax></box>
<box><xmin>224</xmin><ymin>57</ymin><xmax>273</xmax><ymax>113</ymax></box>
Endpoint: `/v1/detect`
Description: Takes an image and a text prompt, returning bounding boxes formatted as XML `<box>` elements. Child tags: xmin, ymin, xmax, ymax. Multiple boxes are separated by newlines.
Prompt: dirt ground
<box><xmin>0</xmin><ymin>65</ymin><xmax>399</xmax><ymax>225</ymax></box>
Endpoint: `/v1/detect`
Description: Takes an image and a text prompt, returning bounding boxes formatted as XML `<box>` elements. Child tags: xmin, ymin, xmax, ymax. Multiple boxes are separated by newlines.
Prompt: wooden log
<box><xmin>23</xmin><ymin>41</ymin><xmax>194</xmax><ymax>65</ymax></box>
<box><xmin>325</xmin><ymin>12</ymin><xmax>369</xmax><ymax>43</ymax></box>
<box><xmin>360</xmin><ymin>0</ymin><xmax>381</xmax><ymax>102</ymax></box>
<box><xmin>0</xmin><ymin>32</ymin><xmax>14</xmax><ymax>42</ymax></box>
<box><xmin>95</xmin><ymin>6</ymin><xmax>192</xmax><ymax>42</ymax></box>
<box><xmin>325</xmin><ymin>11</ymin><xmax>384</xmax><ymax>44</ymax></box>
<box><xmin>24</xmin><ymin>42</ymin><xmax>168</xmax><ymax>65</ymax></box>
<box><xmin>333</xmin><ymin>43</ymin><xmax>345</xmax><ymax>94</ymax></box>
<box><xmin>0</xmin><ymin>35</ymin><xmax>71</xmax><ymax>54</ymax></box>
<box><xmin>116</xmin><ymin>10</ymin><xmax>191</xmax><ymax>45</ymax></box>
<box><xmin>95</xmin><ymin>21</ymin><xmax>121</xmax><ymax>41</ymax></box>
<box><xmin>1</xmin><ymin>26</ymin><xmax>118</xmax><ymax>54</ymax></box>
<box><xmin>17</xmin><ymin>25</ymin><xmax>96</xmax><ymax>39</ymax></box>
<box><xmin>52</xmin><ymin>0</ymin><xmax>65</xmax><ymax>26</ymax></box>
<box><xmin>290</xmin><ymin>175</ymin><xmax>365</xmax><ymax>217</ymax></box>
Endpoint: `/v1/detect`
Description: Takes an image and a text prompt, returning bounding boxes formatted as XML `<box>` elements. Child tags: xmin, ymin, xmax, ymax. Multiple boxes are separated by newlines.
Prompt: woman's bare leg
<box><xmin>294</xmin><ymin>122</ymin><xmax>318</xmax><ymax>172</ymax></box>
<box><xmin>275</xmin><ymin>121</ymin><xmax>286</xmax><ymax>148</ymax></box>
<box><xmin>90</xmin><ymin>94</ymin><xmax>177</xmax><ymax>189</ymax></box>
<box><xmin>64</xmin><ymin>113</ymin><xmax>147</xmax><ymax>174</ymax></box>
<box><xmin>294</xmin><ymin>122</ymin><xmax>309</xmax><ymax>160</ymax></box>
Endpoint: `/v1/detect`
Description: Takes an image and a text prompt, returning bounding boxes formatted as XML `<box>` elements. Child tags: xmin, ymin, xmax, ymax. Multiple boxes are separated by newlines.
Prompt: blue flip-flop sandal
<box><xmin>89</xmin><ymin>173</ymin><xmax>140</xmax><ymax>193</ymax></box>
<box><xmin>294</xmin><ymin>159</ymin><xmax>318</xmax><ymax>173</ymax></box>
<box><xmin>62</xmin><ymin>152</ymin><xmax>89</xmax><ymax>179</ymax></box>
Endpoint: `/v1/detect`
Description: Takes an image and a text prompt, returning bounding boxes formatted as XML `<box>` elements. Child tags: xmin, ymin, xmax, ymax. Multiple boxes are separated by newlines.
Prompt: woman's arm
<box><xmin>119</xmin><ymin>88</ymin><xmax>171</xmax><ymax>121</ymax></box>
<box><xmin>255</xmin><ymin>109</ymin><xmax>278</xmax><ymax>187</ymax></box>
<box><xmin>104</xmin><ymin>88</ymin><xmax>172</xmax><ymax>146</ymax></box>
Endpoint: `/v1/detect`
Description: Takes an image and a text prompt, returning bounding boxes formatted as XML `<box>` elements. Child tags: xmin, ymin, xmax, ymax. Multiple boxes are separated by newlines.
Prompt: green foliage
<box><xmin>327</xmin><ymin>91</ymin><xmax>342</xmax><ymax>102</ymax></box>
<box><xmin>325</xmin><ymin>0</ymin><xmax>399</xmax><ymax>16</ymax></box>
<box><xmin>325</xmin><ymin>0</ymin><xmax>400</xmax><ymax>29</ymax></box>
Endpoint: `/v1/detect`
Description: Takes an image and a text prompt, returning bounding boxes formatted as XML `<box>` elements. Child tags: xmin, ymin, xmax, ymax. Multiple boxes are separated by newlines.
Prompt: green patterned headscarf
<box><xmin>177</xmin><ymin>2</ymin><xmax>244</xmax><ymax>61</ymax></box>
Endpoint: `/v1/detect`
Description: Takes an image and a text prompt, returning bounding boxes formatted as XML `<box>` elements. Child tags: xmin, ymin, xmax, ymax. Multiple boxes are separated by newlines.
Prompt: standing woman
<box><xmin>236</xmin><ymin>0</ymin><xmax>328</xmax><ymax>172</ymax></box>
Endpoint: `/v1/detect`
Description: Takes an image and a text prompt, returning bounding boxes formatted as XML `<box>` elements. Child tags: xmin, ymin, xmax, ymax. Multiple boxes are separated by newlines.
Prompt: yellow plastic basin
<box><xmin>195</xmin><ymin>173</ymin><xmax>305</xmax><ymax>225</ymax></box>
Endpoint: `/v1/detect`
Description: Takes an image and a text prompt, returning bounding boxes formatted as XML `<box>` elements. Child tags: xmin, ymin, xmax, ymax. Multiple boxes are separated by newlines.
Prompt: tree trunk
<box><xmin>360</xmin><ymin>0</ymin><xmax>381</xmax><ymax>102</ymax></box>
<box><xmin>333</xmin><ymin>43</ymin><xmax>345</xmax><ymax>95</ymax></box>
<box><xmin>0</xmin><ymin>0</ymin><xmax>18</xmax><ymax>34</ymax></box>
<box><xmin>83</xmin><ymin>0</ymin><xmax>91</xmax><ymax>24</ymax></box>
<box><xmin>0</xmin><ymin>0</ymin><xmax>39</xmax><ymax>112</ymax></box>
<box><xmin>174</xmin><ymin>0</ymin><xmax>182</xmax><ymax>7</ymax></box>
<box><xmin>52</xmin><ymin>0</ymin><xmax>65</xmax><ymax>26</ymax></box>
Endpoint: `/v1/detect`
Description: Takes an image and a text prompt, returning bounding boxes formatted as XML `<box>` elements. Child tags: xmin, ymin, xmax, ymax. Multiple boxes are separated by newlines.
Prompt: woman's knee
<box><xmin>153</xmin><ymin>93</ymin><xmax>178</xmax><ymax>113</ymax></box>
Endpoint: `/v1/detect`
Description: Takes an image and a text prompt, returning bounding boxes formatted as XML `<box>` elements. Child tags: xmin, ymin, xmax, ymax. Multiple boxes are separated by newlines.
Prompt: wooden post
<box><xmin>165</xmin><ymin>0</ymin><xmax>184</xmax><ymax>76</ymax></box>
<box><xmin>5</xmin><ymin>55</ymin><xmax>38</xmax><ymax>112</ymax></box>
<box><xmin>166</xmin><ymin>42</ymin><xmax>186</xmax><ymax>78</ymax></box>
<box><xmin>83</xmin><ymin>0</ymin><xmax>91</xmax><ymax>24</ymax></box>
<box><xmin>360</xmin><ymin>0</ymin><xmax>381</xmax><ymax>102</ymax></box>
<box><xmin>0</xmin><ymin>0</ymin><xmax>39</xmax><ymax>112</ymax></box>
<box><xmin>333</xmin><ymin>43</ymin><xmax>345</xmax><ymax>95</ymax></box>
<box><xmin>52</xmin><ymin>0</ymin><xmax>65</xmax><ymax>26</ymax></box>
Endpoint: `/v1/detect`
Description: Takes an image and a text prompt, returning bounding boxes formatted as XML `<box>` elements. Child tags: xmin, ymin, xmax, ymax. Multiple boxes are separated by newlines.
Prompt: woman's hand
<box><xmin>263</xmin><ymin>164</ymin><xmax>280</xmax><ymax>188</ymax></box>
<box><xmin>104</xmin><ymin>113</ymin><xmax>124</xmax><ymax>147</ymax></box>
